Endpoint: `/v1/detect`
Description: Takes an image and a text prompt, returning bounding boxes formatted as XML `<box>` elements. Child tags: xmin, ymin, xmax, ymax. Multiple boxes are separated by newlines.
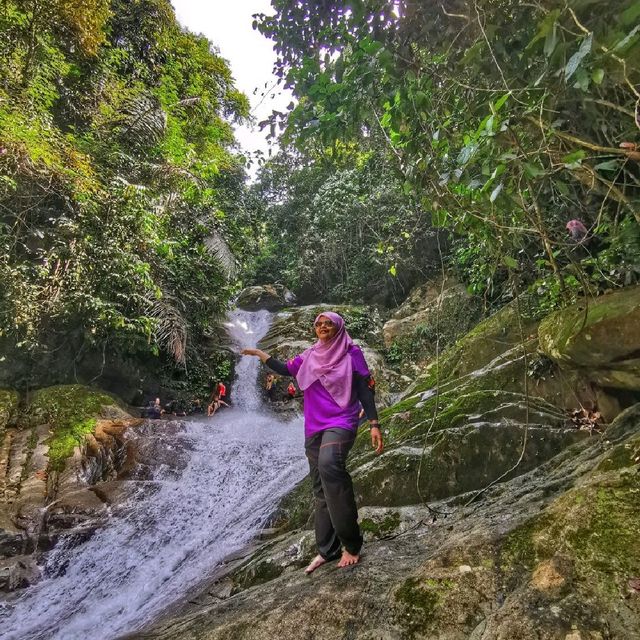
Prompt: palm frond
<box><xmin>120</xmin><ymin>96</ymin><xmax>167</xmax><ymax>148</ymax></box>
<box><xmin>148</xmin><ymin>295</ymin><xmax>188</xmax><ymax>366</ymax></box>
<box><xmin>205</xmin><ymin>230</ymin><xmax>237</xmax><ymax>279</ymax></box>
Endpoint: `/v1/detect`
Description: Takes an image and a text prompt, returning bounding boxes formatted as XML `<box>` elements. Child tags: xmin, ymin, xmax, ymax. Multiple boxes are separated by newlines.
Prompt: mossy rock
<box><xmin>25</xmin><ymin>385</ymin><xmax>129</xmax><ymax>472</ymax></box>
<box><xmin>341</xmin><ymin>293</ymin><xmax>613</xmax><ymax>509</ymax></box>
<box><xmin>235</xmin><ymin>284</ymin><xmax>296</xmax><ymax>311</ymax></box>
<box><xmin>375</xmin><ymin>387</ymin><xmax>565</xmax><ymax>445</ymax></box>
<box><xmin>268</xmin><ymin>476</ymin><xmax>313</xmax><ymax>532</ymax></box>
<box><xmin>393</xmin><ymin>576</ymin><xmax>442</xmax><ymax>637</ymax></box>
<box><xmin>0</xmin><ymin>389</ymin><xmax>19</xmax><ymax>431</ymax></box>
<box><xmin>495</xmin><ymin>422</ymin><xmax>640</xmax><ymax>637</ymax></box>
<box><xmin>405</xmin><ymin>299</ymin><xmax>540</xmax><ymax>394</ymax></box>
<box><xmin>539</xmin><ymin>285</ymin><xmax>640</xmax><ymax>391</ymax></box>
<box><xmin>359</xmin><ymin>509</ymin><xmax>401</xmax><ymax>539</ymax></box>
<box><xmin>352</xmin><ymin>421</ymin><xmax>587</xmax><ymax>507</ymax></box>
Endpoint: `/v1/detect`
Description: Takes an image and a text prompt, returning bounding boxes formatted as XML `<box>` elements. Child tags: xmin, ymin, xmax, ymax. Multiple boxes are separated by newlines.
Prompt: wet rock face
<box><xmin>0</xmin><ymin>414</ymin><xmax>188</xmax><ymax>591</ymax></box>
<box><xmin>382</xmin><ymin>282</ymin><xmax>479</xmax><ymax>349</ymax></box>
<box><xmin>539</xmin><ymin>285</ymin><xmax>640</xmax><ymax>392</ymax></box>
<box><xmin>0</xmin><ymin>385</ymin><xmax>156</xmax><ymax>589</ymax></box>
<box><xmin>137</xmin><ymin>405</ymin><xmax>640</xmax><ymax>640</ymax></box>
<box><xmin>352</xmin><ymin>422</ymin><xmax>588</xmax><ymax>507</ymax></box>
<box><xmin>236</xmin><ymin>285</ymin><xmax>297</xmax><ymax>311</ymax></box>
<box><xmin>0</xmin><ymin>554</ymin><xmax>40</xmax><ymax>592</ymax></box>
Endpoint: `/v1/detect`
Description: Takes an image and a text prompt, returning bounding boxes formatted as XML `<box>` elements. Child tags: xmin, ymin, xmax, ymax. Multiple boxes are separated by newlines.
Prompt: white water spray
<box><xmin>0</xmin><ymin>310</ymin><xmax>306</xmax><ymax>640</ymax></box>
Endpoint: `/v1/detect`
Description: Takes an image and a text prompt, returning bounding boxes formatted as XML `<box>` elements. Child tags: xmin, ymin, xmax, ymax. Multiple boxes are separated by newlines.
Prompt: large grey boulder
<box><xmin>382</xmin><ymin>282</ymin><xmax>475</xmax><ymax>347</ymax></box>
<box><xmin>539</xmin><ymin>285</ymin><xmax>640</xmax><ymax>391</ymax></box>
<box><xmin>236</xmin><ymin>285</ymin><xmax>296</xmax><ymax>311</ymax></box>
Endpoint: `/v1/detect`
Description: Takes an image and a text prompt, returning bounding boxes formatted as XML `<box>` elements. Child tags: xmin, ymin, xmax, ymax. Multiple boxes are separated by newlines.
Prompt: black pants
<box><xmin>305</xmin><ymin>428</ymin><xmax>362</xmax><ymax>559</ymax></box>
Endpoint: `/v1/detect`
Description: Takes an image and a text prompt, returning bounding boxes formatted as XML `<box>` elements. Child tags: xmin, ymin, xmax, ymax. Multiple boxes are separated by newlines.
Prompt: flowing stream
<box><xmin>0</xmin><ymin>309</ymin><xmax>306</xmax><ymax>640</ymax></box>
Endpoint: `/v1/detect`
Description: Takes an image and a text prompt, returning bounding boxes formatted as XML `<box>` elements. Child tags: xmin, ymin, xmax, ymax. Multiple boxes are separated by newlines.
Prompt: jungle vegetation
<box><xmin>0</xmin><ymin>0</ymin><xmax>251</xmax><ymax>394</ymax></box>
<box><xmin>252</xmin><ymin>0</ymin><xmax>640</xmax><ymax>308</ymax></box>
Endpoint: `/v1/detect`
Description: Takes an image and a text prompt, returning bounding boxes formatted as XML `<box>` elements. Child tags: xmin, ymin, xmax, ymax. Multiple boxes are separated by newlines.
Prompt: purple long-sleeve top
<box><xmin>285</xmin><ymin>345</ymin><xmax>373</xmax><ymax>438</ymax></box>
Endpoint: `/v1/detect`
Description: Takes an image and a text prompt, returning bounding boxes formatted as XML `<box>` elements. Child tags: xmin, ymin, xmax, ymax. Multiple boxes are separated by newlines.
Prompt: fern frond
<box><xmin>120</xmin><ymin>96</ymin><xmax>167</xmax><ymax>148</ymax></box>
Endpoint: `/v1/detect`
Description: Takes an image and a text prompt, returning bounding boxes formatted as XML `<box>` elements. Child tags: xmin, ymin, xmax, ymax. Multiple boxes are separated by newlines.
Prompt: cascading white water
<box><xmin>224</xmin><ymin>309</ymin><xmax>273</xmax><ymax>411</ymax></box>
<box><xmin>0</xmin><ymin>310</ymin><xmax>307</xmax><ymax>640</ymax></box>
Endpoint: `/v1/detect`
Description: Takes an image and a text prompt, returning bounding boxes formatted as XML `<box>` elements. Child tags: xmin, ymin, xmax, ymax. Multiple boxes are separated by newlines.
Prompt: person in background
<box><xmin>242</xmin><ymin>311</ymin><xmax>383</xmax><ymax>574</ymax></box>
<box><xmin>189</xmin><ymin>398</ymin><xmax>204</xmax><ymax>415</ymax></box>
<box><xmin>217</xmin><ymin>380</ymin><xmax>227</xmax><ymax>402</ymax></box>
<box><xmin>207</xmin><ymin>391</ymin><xmax>219</xmax><ymax>417</ymax></box>
<box><xmin>208</xmin><ymin>391</ymin><xmax>229</xmax><ymax>417</ymax></box>
<box><xmin>287</xmin><ymin>381</ymin><xmax>297</xmax><ymax>400</ymax></box>
<box><xmin>265</xmin><ymin>373</ymin><xmax>276</xmax><ymax>402</ymax></box>
<box><xmin>146</xmin><ymin>397</ymin><xmax>163</xmax><ymax>419</ymax></box>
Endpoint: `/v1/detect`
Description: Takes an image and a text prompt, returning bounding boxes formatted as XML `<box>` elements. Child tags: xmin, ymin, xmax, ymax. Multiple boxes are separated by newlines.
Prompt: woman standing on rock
<box><xmin>241</xmin><ymin>311</ymin><xmax>383</xmax><ymax>573</ymax></box>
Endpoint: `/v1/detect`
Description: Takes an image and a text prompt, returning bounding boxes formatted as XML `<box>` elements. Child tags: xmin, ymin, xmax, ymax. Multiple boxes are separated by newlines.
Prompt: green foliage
<box><xmin>47</xmin><ymin>418</ymin><xmax>97</xmax><ymax>471</ymax></box>
<box><xmin>0</xmin><ymin>0</ymin><xmax>251</xmax><ymax>391</ymax></box>
<box><xmin>248</xmin><ymin>151</ymin><xmax>439</xmax><ymax>304</ymax></box>
<box><xmin>257</xmin><ymin>0</ymin><xmax>640</xmax><ymax>309</ymax></box>
<box><xmin>0</xmin><ymin>389</ymin><xmax>20</xmax><ymax>430</ymax></box>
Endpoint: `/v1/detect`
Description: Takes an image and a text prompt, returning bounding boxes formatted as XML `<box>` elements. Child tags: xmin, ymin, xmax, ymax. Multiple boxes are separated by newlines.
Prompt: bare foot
<box><xmin>337</xmin><ymin>550</ymin><xmax>360</xmax><ymax>568</ymax></box>
<box><xmin>304</xmin><ymin>554</ymin><xmax>326</xmax><ymax>574</ymax></box>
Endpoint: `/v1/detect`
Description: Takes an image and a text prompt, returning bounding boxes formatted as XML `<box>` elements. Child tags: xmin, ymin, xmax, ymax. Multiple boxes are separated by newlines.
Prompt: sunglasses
<box><xmin>314</xmin><ymin>320</ymin><xmax>335</xmax><ymax>328</ymax></box>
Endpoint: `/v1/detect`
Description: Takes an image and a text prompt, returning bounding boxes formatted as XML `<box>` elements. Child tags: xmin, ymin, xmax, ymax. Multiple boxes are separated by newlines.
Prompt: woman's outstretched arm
<box><xmin>241</xmin><ymin>349</ymin><xmax>292</xmax><ymax>376</ymax></box>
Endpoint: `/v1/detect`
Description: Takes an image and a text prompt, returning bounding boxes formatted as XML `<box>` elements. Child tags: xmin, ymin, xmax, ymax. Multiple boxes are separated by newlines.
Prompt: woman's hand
<box><xmin>370</xmin><ymin>424</ymin><xmax>384</xmax><ymax>455</ymax></box>
<box><xmin>241</xmin><ymin>348</ymin><xmax>270</xmax><ymax>362</ymax></box>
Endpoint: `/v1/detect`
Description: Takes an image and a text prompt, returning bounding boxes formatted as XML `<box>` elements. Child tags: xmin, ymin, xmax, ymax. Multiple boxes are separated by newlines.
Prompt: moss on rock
<box><xmin>596</xmin><ymin>434</ymin><xmax>640</xmax><ymax>471</ymax></box>
<box><xmin>394</xmin><ymin>576</ymin><xmax>441</xmax><ymax>637</ymax></box>
<box><xmin>408</xmin><ymin>299</ymin><xmax>540</xmax><ymax>392</ymax></box>
<box><xmin>539</xmin><ymin>286</ymin><xmax>640</xmax><ymax>391</ymax></box>
<box><xmin>353</xmin><ymin>421</ymin><xmax>587</xmax><ymax>507</ymax></box>
<box><xmin>500</xmin><ymin>438</ymin><xmax>640</xmax><ymax>608</ymax></box>
<box><xmin>359</xmin><ymin>511</ymin><xmax>401</xmax><ymax>538</ymax></box>
<box><xmin>25</xmin><ymin>385</ymin><xmax>127</xmax><ymax>471</ymax></box>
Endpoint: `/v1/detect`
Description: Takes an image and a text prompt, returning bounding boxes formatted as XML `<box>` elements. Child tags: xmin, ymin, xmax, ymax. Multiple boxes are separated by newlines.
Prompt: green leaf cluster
<box><xmin>248</xmin><ymin>151</ymin><xmax>437</xmax><ymax>304</ymax></box>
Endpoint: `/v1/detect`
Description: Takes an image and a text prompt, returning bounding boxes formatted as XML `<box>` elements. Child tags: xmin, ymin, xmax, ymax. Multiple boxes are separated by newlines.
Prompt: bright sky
<box><xmin>171</xmin><ymin>0</ymin><xmax>292</xmax><ymax>169</ymax></box>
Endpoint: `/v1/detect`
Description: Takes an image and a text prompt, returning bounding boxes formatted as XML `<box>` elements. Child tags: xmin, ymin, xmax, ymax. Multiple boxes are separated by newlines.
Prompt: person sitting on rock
<box><xmin>265</xmin><ymin>373</ymin><xmax>277</xmax><ymax>402</ymax></box>
<box><xmin>208</xmin><ymin>392</ymin><xmax>229</xmax><ymax>416</ymax></box>
<box><xmin>146</xmin><ymin>397</ymin><xmax>163</xmax><ymax>419</ymax></box>
<box><xmin>242</xmin><ymin>311</ymin><xmax>383</xmax><ymax>574</ymax></box>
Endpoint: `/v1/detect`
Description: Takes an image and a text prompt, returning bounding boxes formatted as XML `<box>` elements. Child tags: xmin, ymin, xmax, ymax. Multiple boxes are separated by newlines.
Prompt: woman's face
<box><xmin>314</xmin><ymin>315</ymin><xmax>338</xmax><ymax>342</ymax></box>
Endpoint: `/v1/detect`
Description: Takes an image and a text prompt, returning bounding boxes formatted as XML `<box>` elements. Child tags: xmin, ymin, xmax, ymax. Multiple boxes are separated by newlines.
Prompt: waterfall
<box><xmin>0</xmin><ymin>310</ymin><xmax>307</xmax><ymax>640</ymax></box>
<box><xmin>224</xmin><ymin>309</ymin><xmax>273</xmax><ymax>411</ymax></box>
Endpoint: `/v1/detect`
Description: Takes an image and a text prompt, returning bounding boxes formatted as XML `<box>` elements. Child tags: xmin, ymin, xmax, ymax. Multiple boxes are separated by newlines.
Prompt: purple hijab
<box><xmin>295</xmin><ymin>311</ymin><xmax>354</xmax><ymax>408</ymax></box>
